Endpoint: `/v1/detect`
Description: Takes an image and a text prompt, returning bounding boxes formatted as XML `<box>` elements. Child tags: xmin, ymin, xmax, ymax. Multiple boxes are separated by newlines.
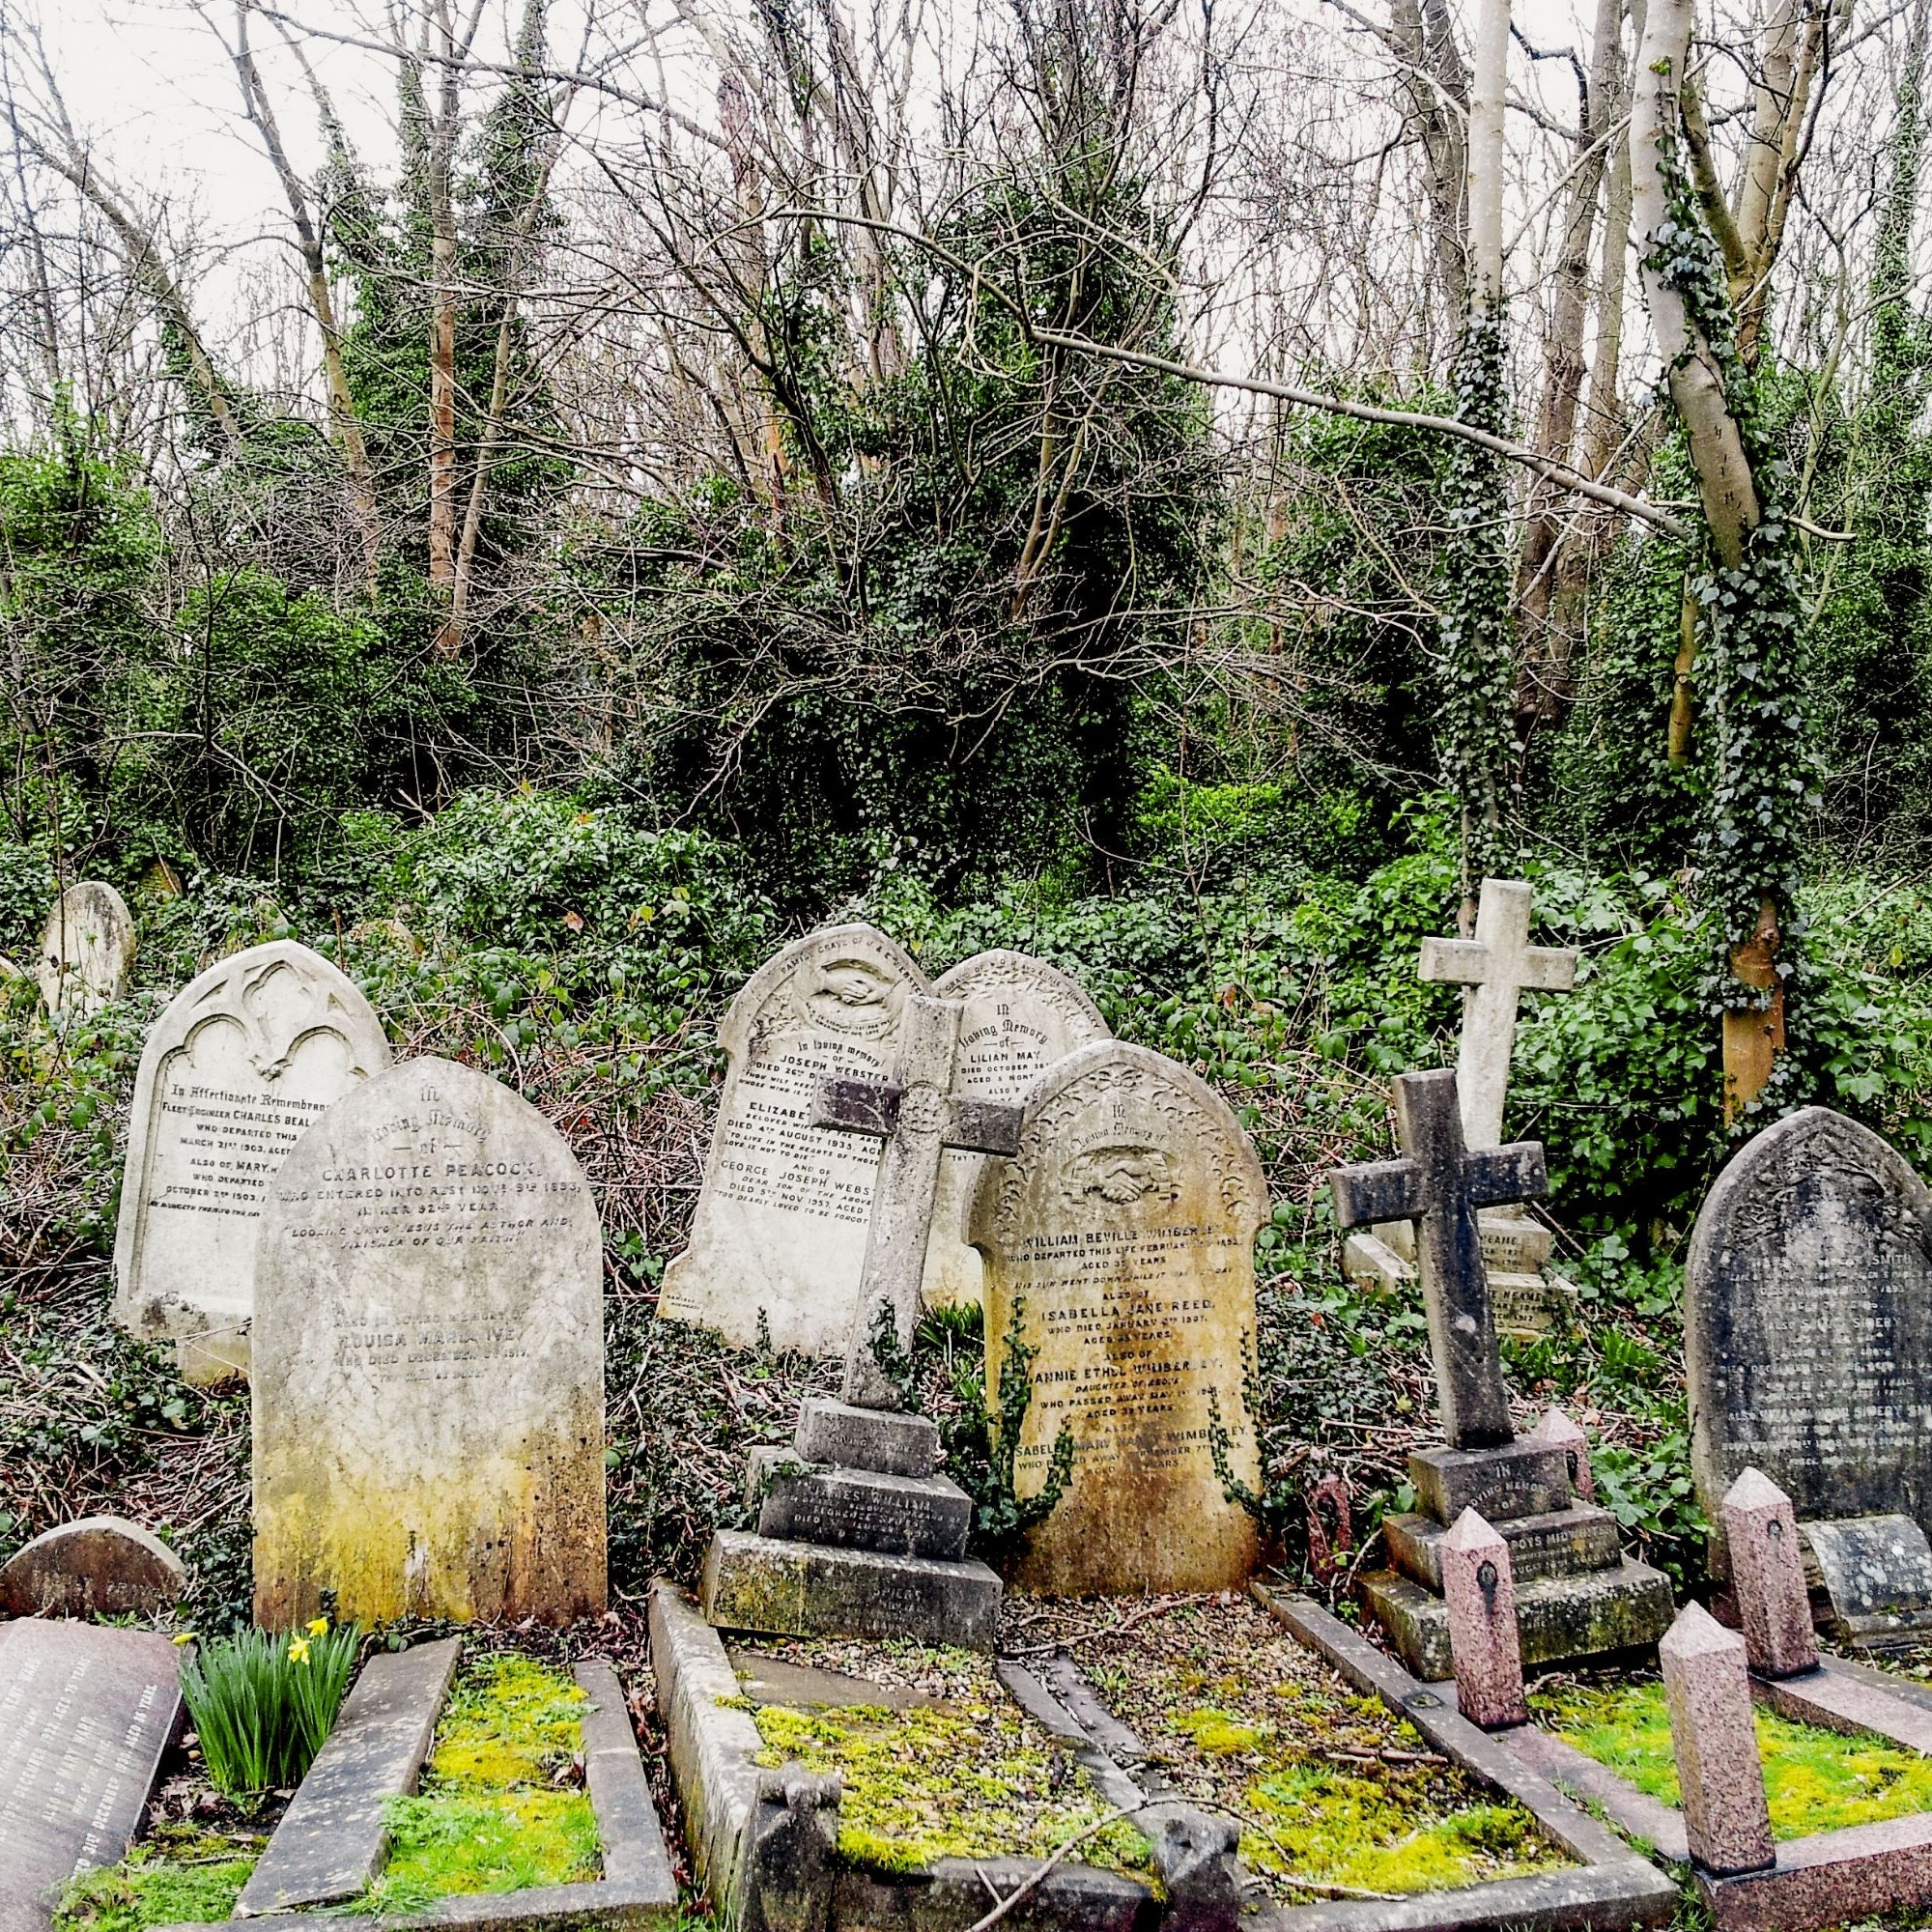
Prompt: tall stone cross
<box><xmin>1421</xmin><ymin>878</ymin><xmax>1577</xmax><ymax>1150</ymax></box>
<box><xmin>812</xmin><ymin>995</ymin><xmax>1024</xmax><ymax>1408</ymax></box>
<box><xmin>1330</xmin><ymin>1068</ymin><xmax>1548</xmax><ymax>1449</ymax></box>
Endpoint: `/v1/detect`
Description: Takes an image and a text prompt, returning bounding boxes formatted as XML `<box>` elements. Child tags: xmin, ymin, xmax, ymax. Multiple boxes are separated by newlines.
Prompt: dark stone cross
<box><xmin>812</xmin><ymin>995</ymin><xmax>1024</xmax><ymax>1409</ymax></box>
<box><xmin>1330</xmin><ymin>1067</ymin><xmax>1548</xmax><ymax>1449</ymax></box>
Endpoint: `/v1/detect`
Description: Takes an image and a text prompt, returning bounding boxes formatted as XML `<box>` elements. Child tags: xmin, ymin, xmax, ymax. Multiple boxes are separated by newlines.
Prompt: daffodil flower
<box><xmin>307</xmin><ymin>1617</ymin><xmax>329</xmax><ymax>1637</ymax></box>
<box><xmin>171</xmin><ymin>1632</ymin><xmax>196</xmax><ymax>1647</ymax></box>
<box><xmin>290</xmin><ymin>1637</ymin><xmax>312</xmax><ymax>1664</ymax></box>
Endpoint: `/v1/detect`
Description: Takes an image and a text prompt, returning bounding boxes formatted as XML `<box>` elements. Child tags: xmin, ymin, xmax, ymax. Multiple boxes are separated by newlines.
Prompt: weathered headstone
<box><xmin>36</xmin><ymin>883</ymin><xmax>134</xmax><ymax>1018</ymax></box>
<box><xmin>1688</xmin><ymin>1106</ymin><xmax>1932</xmax><ymax>1550</ymax></box>
<box><xmin>0</xmin><ymin>1620</ymin><xmax>182</xmax><ymax>1932</ymax></box>
<box><xmin>975</xmin><ymin>1040</ymin><xmax>1269</xmax><ymax>1596</ymax></box>
<box><xmin>0</xmin><ymin>1519</ymin><xmax>185</xmax><ymax>1621</ymax></box>
<box><xmin>113</xmin><ymin>940</ymin><xmax>390</xmax><ymax>1384</ymax></box>
<box><xmin>1336</xmin><ymin>1069</ymin><xmax>1672</xmax><ymax>1674</ymax></box>
<box><xmin>920</xmin><ymin>952</ymin><xmax>1109</xmax><ymax>1313</ymax></box>
<box><xmin>660</xmin><ymin>924</ymin><xmax>929</xmax><ymax>1356</ymax></box>
<box><xmin>701</xmin><ymin>994</ymin><xmax>1010</xmax><ymax>1648</ymax></box>
<box><xmin>252</xmin><ymin>1056</ymin><xmax>606</xmax><ymax>1628</ymax></box>
<box><xmin>1803</xmin><ymin>1516</ymin><xmax>1932</xmax><ymax>1646</ymax></box>
<box><xmin>1346</xmin><ymin>879</ymin><xmax>1579</xmax><ymax>1337</ymax></box>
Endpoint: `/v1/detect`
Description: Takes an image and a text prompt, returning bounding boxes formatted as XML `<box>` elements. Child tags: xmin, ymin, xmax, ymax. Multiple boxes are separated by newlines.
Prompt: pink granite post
<box><xmin>1660</xmin><ymin>1602</ymin><xmax>1775</xmax><ymax>1876</ymax></box>
<box><xmin>1441</xmin><ymin>1508</ymin><xmax>1528</xmax><ymax>1728</ymax></box>
<box><xmin>1530</xmin><ymin>1406</ymin><xmax>1594</xmax><ymax>1502</ymax></box>
<box><xmin>1724</xmin><ymin>1465</ymin><xmax>1818</xmax><ymax>1680</ymax></box>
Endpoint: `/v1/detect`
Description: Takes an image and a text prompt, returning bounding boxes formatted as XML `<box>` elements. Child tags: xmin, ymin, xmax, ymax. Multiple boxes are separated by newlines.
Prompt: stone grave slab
<box><xmin>113</xmin><ymin>939</ymin><xmax>390</xmax><ymax>1385</ymax></box>
<box><xmin>1688</xmin><ymin>1107</ymin><xmax>1932</xmax><ymax>1604</ymax></box>
<box><xmin>36</xmin><ymin>882</ymin><xmax>135</xmax><ymax>1019</ymax></box>
<box><xmin>251</xmin><ymin>1056</ymin><xmax>607</xmax><ymax>1627</ymax></box>
<box><xmin>974</xmin><ymin>1040</ymin><xmax>1268</xmax><ymax>1595</ymax></box>
<box><xmin>919</xmin><ymin>951</ymin><xmax>1109</xmax><ymax>1313</ymax></box>
<box><xmin>237</xmin><ymin>1636</ymin><xmax>462</xmax><ymax>1912</ymax></box>
<box><xmin>1802</xmin><ymin>1515</ymin><xmax>1932</xmax><ymax>1646</ymax></box>
<box><xmin>660</xmin><ymin>924</ymin><xmax>928</xmax><ymax>1356</ymax></box>
<box><xmin>0</xmin><ymin>1620</ymin><xmax>182</xmax><ymax>1932</ymax></box>
<box><xmin>165</xmin><ymin>1654</ymin><xmax>673</xmax><ymax>1932</ymax></box>
<box><xmin>0</xmin><ymin>1518</ymin><xmax>185</xmax><ymax>1620</ymax></box>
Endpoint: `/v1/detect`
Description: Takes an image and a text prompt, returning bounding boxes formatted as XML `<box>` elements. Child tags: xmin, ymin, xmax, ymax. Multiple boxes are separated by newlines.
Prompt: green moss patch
<box><xmin>359</xmin><ymin>1652</ymin><xmax>600</xmax><ymax>1908</ymax></box>
<box><xmin>54</xmin><ymin>1826</ymin><xmax>262</xmax><ymax>1932</ymax></box>
<box><xmin>743</xmin><ymin>1642</ymin><xmax>1152</xmax><ymax>1878</ymax></box>
<box><xmin>1536</xmin><ymin>1675</ymin><xmax>1932</xmax><ymax>1840</ymax></box>
<box><xmin>1019</xmin><ymin>1595</ymin><xmax>1566</xmax><ymax>1905</ymax></box>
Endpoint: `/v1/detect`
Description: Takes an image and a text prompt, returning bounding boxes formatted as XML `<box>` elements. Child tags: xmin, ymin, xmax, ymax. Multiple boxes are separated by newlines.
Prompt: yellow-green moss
<box><xmin>1536</xmin><ymin>1677</ymin><xmax>1932</xmax><ymax>1839</ymax></box>
<box><xmin>54</xmin><ymin>1827</ymin><xmax>262</xmax><ymax>1932</ymax></box>
<box><xmin>750</xmin><ymin>1697</ymin><xmax>1153</xmax><ymax>1879</ymax></box>
<box><xmin>360</xmin><ymin>1653</ymin><xmax>600</xmax><ymax>1907</ymax></box>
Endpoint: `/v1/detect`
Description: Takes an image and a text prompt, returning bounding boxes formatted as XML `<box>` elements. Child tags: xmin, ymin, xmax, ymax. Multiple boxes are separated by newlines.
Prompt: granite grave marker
<box><xmin>920</xmin><ymin>952</ymin><xmax>1109</xmax><ymax>1313</ymax></box>
<box><xmin>0</xmin><ymin>1620</ymin><xmax>182</xmax><ymax>1932</ymax></box>
<box><xmin>113</xmin><ymin>940</ymin><xmax>390</xmax><ymax>1384</ymax></box>
<box><xmin>36</xmin><ymin>883</ymin><xmax>134</xmax><ymax>1019</ymax></box>
<box><xmin>660</xmin><ymin>924</ymin><xmax>928</xmax><ymax>1356</ymax></box>
<box><xmin>252</xmin><ymin>1056</ymin><xmax>606</xmax><ymax>1628</ymax></box>
<box><xmin>1687</xmin><ymin>1106</ymin><xmax>1932</xmax><ymax>1543</ymax></box>
<box><xmin>974</xmin><ymin>1040</ymin><xmax>1269</xmax><ymax>1596</ymax></box>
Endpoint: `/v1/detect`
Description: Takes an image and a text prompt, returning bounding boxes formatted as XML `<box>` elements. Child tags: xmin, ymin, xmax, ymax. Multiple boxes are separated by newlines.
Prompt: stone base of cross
<box><xmin>812</xmin><ymin>995</ymin><xmax>1024</xmax><ymax>1408</ymax></box>
<box><xmin>1331</xmin><ymin>1068</ymin><xmax>1547</xmax><ymax>1449</ymax></box>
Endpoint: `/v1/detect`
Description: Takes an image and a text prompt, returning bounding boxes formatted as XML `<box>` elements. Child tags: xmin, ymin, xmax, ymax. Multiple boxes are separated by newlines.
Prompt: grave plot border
<box><xmin>1497</xmin><ymin>1649</ymin><xmax>1932</xmax><ymax>1932</ymax></box>
<box><xmin>1251</xmin><ymin>1585</ymin><xmax>1679</xmax><ymax>1931</ymax></box>
<box><xmin>650</xmin><ymin>1580</ymin><xmax>1153</xmax><ymax>1932</ymax></box>
<box><xmin>155</xmin><ymin>1650</ymin><xmax>674</xmax><ymax>1932</ymax></box>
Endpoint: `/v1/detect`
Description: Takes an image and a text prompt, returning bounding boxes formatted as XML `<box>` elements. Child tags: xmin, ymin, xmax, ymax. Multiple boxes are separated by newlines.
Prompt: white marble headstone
<box><xmin>920</xmin><ymin>950</ymin><xmax>1110</xmax><ymax>1312</ymax></box>
<box><xmin>252</xmin><ymin>1056</ymin><xmax>607</xmax><ymax>1627</ymax></box>
<box><xmin>113</xmin><ymin>940</ymin><xmax>390</xmax><ymax>1385</ymax></box>
<box><xmin>37</xmin><ymin>881</ymin><xmax>135</xmax><ymax>1016</ymax></box>
<box><xmin>659</xmin><ymin>923</ymin><xmax>929</xmax><ymax>1356</ymax></box>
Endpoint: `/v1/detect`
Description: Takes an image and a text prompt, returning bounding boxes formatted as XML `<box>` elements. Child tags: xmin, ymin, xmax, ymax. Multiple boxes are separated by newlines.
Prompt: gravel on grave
<box><xmin>1006</xmin><ymin>1591</ymin><xmax>1572</xmax><ymax>1905</ymax></box>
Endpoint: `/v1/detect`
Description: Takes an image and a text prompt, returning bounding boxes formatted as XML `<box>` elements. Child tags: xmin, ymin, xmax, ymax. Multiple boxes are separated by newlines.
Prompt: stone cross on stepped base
<box><xmin>1334</xmin><ymin>1066</ymin><xmax>1674</xmax><ymax>1679</ymax></box>
<box><xmin>811</xmin><ymin>995</ymin><xmax>1023</xmax><ymax>1408</ymax></box>
<box><xmin>698</xmin><ymin>994</ymin><xmax>1008</xmax><ymax>1651</ymax></box>
<box><xmin>1331</xmin><ymin>1066</ymin><xmax>1547</xmax><ymax>1449</ymax></box>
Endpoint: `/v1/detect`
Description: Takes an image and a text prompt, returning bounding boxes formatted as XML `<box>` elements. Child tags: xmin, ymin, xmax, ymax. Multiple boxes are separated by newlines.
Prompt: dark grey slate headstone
<box><xmin>1804</xmin><ymin>1515</ymin><xmax>1932</xmax><ymax>1644</ymax></box>
<box><xmin>0</xmin><ymin>1620</ymin><xmax>182</xmax><ymax>1932</ymax></box>
<box><xmin>1687</xmin><ymin>1107</ymin><xmax>1932</xmax><ymax>1534</ymax></box>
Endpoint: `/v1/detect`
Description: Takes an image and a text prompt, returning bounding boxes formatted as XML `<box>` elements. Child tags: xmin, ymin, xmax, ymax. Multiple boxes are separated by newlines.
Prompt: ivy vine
<box><xmin>1642</xmin><ymin>115</ymin><xmax>1819</xmax><ymax>1104</ymax></box>
<box><xmin>1437</xmin><ymin>303</ymin><xmax>1519</xmax><ymax>895</ymax></box>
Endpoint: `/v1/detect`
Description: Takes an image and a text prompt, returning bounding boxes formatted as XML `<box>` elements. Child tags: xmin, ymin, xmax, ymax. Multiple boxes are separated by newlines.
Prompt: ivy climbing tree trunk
<box><xmin>1440</xmin><ymin>0</ymin><xmax>1515</xmax><ymax>926</ymax></box>
<box><xmin>1632</xmin><ymin>0</ymin><xmax>1815</xmax><ymax>1120</ymax></box>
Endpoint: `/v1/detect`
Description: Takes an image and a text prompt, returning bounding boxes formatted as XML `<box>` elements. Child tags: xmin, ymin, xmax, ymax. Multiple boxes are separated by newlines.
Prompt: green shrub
<box><xmin>180</xmin><ymin>1622</ymin><xmax>360</xmax><ymax>1795</ymax></box>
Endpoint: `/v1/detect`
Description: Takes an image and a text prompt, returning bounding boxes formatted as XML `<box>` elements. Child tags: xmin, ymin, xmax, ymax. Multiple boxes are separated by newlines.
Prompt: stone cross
<box><xmin>1330</xmin><ymin>1068</ymin><xmax>1547</xmax><ymax>1449</ymax></box>
<box><xmin>1420</xmin><ymin>878</ymin><xmax>1577</xmax><ymax>1150</ymax></box>
<box><xmin>813</xmin><ymin>995</ymin><xmax>1024</xmax><ymax>1409</ymax></box>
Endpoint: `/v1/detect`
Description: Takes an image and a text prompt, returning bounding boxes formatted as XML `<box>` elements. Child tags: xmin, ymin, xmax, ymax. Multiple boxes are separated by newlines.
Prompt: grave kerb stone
<box><xmin>1723</xmin><ymin>1467</ymin><xmax>1818</xmax><ymax>1680</ymax></box>
<box><xmin>1660</xmin><ymin>1602</ymin><xmax>1775</xmax><ymax>1877</ymax></box>
<box><xmin>1441</xmin><ymin>1510</ymin><xmax>1528</xmax><ymax>1729</ymax></box>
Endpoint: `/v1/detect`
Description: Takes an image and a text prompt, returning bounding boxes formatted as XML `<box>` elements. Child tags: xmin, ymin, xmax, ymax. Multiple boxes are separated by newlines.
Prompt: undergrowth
<box><xmin>53</xmin><ymin>1827</ymin><xmax>262</xmax><ymax>1932</ymax></box>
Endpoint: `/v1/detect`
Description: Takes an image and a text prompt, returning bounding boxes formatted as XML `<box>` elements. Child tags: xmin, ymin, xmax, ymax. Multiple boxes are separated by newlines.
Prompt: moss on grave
<box><xmin>53</xmin><ymin>1825</ymin><xmax>262</xmax><ymax>1932</ymax></box>
<box><xmin>742</xmin><ymin>1643</ymin><xmax>1154</xmax><ymax>1879</ymax></box>
<box><xmin>1536</xmin><ymin>1676</ymin><xmax>1932</xmax><ymax>1838</ymax></box>
<box><xmin>357</xmin><ymin>1652</ymin><xmax>600</xmax><ymax>1907</ymax></box>
<box><xmin>1023</xmin><ymin>1594</ymin><xmax>1567</xmax><ymax>1904</ymax></box>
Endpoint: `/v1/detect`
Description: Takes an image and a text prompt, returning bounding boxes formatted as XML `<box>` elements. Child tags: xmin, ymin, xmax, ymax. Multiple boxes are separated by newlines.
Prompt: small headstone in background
<box><xmin>1658</xmin><ymin>1603</ymin><xmax>1775</xmax><ymax>1877</ymax></box>
<box><xmin>1722</xmin><ymin>1468</ymin><xmax>1816</xmax><ymax>1680</ymax></box>
<box><xmin>1688</xmin><ymin>1105</ymin><xmax>1932</xmax><ymax>1632</ymax></box>
<box><xmin>252</xmin><ymin>1056</ymin><xmax>606</xmax><ymax>1628</ymax></box>
<box><xmin>36</xmin><ymin>882</ymin><xmax>135</xmax><ymax>1018</ymax></box>
<box><xmin>660</xmin><ymin>924</ymin><xmax>928</xmax><ymax>1356</ymax></box>
<box><xmin>0</xmin><ymin>1518</ymin><xmax>185</xmax><ymax>1621</ymax></box>
<box><xmin>974</xmin><ymin>1040</ymin><xmax>1269</xmax><ymax>1595</ymax></box>
<box><xmin>919</xmin><ymin>951</ymin><xmax>1109</xmax><ymax>1312</ymax></box>
<box><xmin>1803</xmin><ymin>1517</ymin><xmax>1932</xmax><ymax>1646</ymax></box>
<box><xmin>0</xmin><ymin>1620</ymin><xmax>183</xmax><ymax>1932</ymax></box>
<box><xmin>112</xmin><ymin>940</ymin><xmax>390</xmax><ymax>1385</ymax></box>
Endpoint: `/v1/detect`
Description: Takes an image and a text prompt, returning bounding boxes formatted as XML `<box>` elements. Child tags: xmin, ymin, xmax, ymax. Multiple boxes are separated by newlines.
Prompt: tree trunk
<box><xmin>427</xmin><ymin>2</ymin><xmax>462</xmax><ymax>634</ymax></box>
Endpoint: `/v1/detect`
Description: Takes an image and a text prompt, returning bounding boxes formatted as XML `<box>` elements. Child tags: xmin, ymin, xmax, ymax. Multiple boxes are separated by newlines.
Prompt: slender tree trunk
<box><xmin>427</xmin><ymin>3</ymin><xmax>462</xmax><ymax>631</ymax></box>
